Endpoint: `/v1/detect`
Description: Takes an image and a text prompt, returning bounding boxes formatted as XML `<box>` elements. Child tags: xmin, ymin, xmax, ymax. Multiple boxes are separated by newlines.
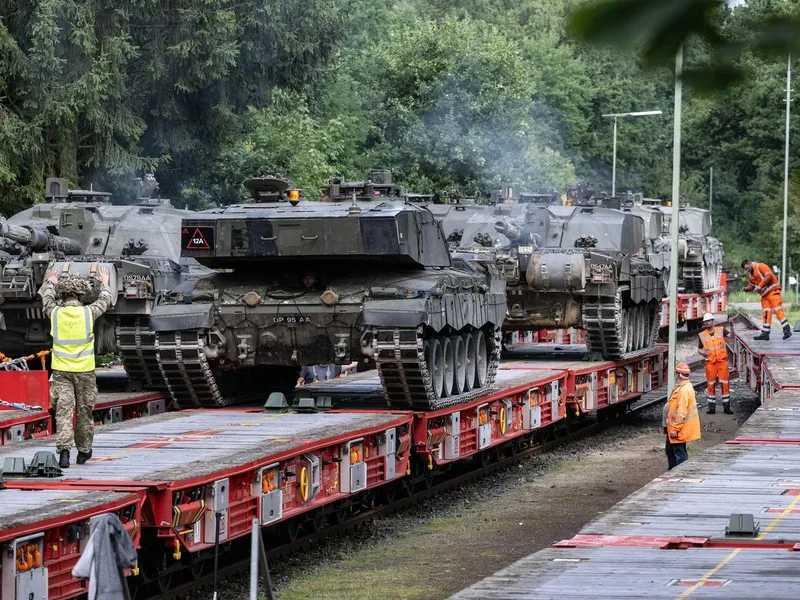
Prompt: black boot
<box><xmin>76</xmin><ymin>449</ymin><xmax>93</xmax><ymax>465</ymax></box>
<box><xmin>707</xmin><ymin>404</ymin><xmax>716</xmax><ymax>415</ymax></box>
<box><xmin>59</xmin><ymin>450</ymin><xmax>70</xmax><ymax>469</ymax></box>
<box><xmin>784</xmin><ymin>325</ymin><xmax>793</xmax><ymax>340</ymax></box>
<box><xmin>723</xmin><ymin>403</ymin><xmax>733</xmax><ymax>415</ymax></box>
<box><xmin>754</xmin><ymin>332</ymin><xmax>770</xmax><ymax>341</ymax></box>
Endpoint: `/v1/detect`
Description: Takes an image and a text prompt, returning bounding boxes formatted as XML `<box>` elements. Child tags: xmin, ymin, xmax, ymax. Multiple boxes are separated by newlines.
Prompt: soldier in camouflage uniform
<box><xmin>39</xmin><ymin>267</ymin><xmax>112</xmax><ymax>468</ymax></box>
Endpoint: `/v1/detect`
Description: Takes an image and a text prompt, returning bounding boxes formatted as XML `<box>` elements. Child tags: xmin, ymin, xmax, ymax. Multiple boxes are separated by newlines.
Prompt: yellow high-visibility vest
<box><xmin>51</xmin><ymin>306</ymin><xmax>95</xmax><ymax>372</ymax></box>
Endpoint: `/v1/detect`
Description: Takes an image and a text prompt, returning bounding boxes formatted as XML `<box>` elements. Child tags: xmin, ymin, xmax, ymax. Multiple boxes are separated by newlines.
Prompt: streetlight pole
<box><xmin>782</xmin><ymin>53</ymin><xmax>792</xmax><ymax>291</ymax></box>
<box><xmin>667</xmin><ymin>46</ymin><xmax>684</xmax><ymax>395</ymax></box>
<box><xmin>602</xmin><ymin>110</ymin><xmax>663</xmax><ymax>196</ymax></box>
<box><xmin>612</xmin><ymin>117</ymin><xmax>618</xmax><ymax>197</ymax></box>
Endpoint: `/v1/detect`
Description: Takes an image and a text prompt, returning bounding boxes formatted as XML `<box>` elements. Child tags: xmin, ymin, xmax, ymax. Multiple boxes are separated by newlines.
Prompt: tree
<box><xmin>352</xmin><ymin>17</ymin><xmax>575</xmax><ymax>194</ymax></box>
<box><xmin>0</xmin><ymin>0</ymin><xmax>343</xmax><ymax>214</ymax></box>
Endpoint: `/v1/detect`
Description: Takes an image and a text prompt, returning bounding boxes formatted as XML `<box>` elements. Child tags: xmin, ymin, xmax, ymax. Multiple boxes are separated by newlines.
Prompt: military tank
<box><xmin>434</xmin><ymin>185</ymin><xmax>561</xmax><ymax>248</ymax></box>
<box><xmin>0</xmin><ymin>177</ymin><xmax>204</xmax><ymax>371</ymax></box>
<box><xmin>619</xmin><ymin>192</ymin><xmax>671</xmax><ymax>282</ymax></box>
<box><xmin>147</xmin><ymin>171</ymin><xmax>506</xmax><ymax>410</ymax></box>
<box><xmin>613</xmin><ymin>191</ymin><xmax>723</xmax><ymax>293</ymax></box>
<box><xmin>455</xmin><ymin>198</ymin><xmax>664</xmax><ymax>360</ymax></box>
<box><xmin>659</xmin><ymin>204</ymin><xmax>724</xmax><ymax>293</ymax></box>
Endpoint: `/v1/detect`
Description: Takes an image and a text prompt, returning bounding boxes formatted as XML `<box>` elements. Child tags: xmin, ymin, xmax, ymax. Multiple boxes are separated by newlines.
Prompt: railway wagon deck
<box><xmin>0</xmin><ymin>488</ymin><xmax>145</xmax><ymax>600</ymax></box>
<box><xmin>0</xmin><ymin>351</ymin><xmax>668</xmax><ymax>599</ymax></box>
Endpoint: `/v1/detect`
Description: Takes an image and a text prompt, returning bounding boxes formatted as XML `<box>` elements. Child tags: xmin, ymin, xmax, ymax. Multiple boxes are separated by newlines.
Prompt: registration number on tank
<box><xmin>273</xmin><ymin>316</ymin><xmax>312</xmax><ymax>324</ymax></box>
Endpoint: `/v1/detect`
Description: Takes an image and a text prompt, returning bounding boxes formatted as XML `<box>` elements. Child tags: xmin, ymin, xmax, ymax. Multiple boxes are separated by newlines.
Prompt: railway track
<box><xmin>136</xmin><ymin>359</ymin><xmax>708</xmax><ymax>600</ymax></box>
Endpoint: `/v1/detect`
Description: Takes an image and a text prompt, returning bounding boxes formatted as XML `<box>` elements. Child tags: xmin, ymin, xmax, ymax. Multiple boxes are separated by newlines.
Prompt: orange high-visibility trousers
<box><xmin>761</xmin><ymin>292</ymin><xmax>788</xmax><ymax>332</ymax></box>
<box><xmin>705</xmin><ymin>360</ymin><xmax>730</xmax><ymax>405</ymax></box>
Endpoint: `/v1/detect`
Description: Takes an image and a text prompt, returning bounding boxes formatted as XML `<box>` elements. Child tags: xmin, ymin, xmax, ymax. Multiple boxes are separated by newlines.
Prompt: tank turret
<box><xmin>145</xmin><ymin>171</ymin><xmax>506</xmax><ymax>410</ymax></box>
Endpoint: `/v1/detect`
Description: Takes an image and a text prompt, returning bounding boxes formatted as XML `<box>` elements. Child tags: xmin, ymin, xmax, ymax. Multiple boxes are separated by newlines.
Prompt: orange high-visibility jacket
<box><xmin>699</xmin><ymin>326</ymin><xmax>728</xmax><ymax>363</ymax></box>
<box><xmin>666</xmin><ymin>378</ymin><xmax>701</xmax><ymax>444</ymax></box>
<box><xmin>745</xmin><ymin>263</ymin><xmax>781</xmax><ymax>297</ymax></box>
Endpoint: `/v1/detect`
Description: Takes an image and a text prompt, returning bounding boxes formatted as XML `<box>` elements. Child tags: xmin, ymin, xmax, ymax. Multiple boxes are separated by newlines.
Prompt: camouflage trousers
<box><xmin>52</xmin><ymin>370</ymin><xmax>97</xmax><ymax>453</ymax></box>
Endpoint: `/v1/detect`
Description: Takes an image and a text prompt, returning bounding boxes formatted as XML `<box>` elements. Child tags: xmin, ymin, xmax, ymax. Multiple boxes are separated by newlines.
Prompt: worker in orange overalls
<box><xmin>697</xmin><ymin>313</ymin><xmax>731</xmax><ymax>415</ymax></box>
<box><xmin>741</xmin><ymin>259</ymin><xmax>792</xmax><ymax>341</ymax></box>
<box><xmin>663</xmin><ymin>362</ymin><xmax>701</xmax><ymax>470</ymax></box>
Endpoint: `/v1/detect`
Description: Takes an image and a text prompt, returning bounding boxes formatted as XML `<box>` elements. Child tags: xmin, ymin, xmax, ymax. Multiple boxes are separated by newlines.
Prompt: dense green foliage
<box><xmin>3</xmin><ymin>0</ymin><xmax>800</xmax><ymax>269</ymax></box>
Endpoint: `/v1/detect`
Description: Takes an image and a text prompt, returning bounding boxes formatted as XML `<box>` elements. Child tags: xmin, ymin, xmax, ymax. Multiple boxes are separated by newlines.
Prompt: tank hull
<box><xmin>147</xmin><ymin>265</ymin><xmax>506</xmax><ymax>410</ymax></box>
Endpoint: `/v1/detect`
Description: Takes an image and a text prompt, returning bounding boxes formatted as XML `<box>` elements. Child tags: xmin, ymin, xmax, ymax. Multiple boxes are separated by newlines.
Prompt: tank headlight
<box><xmin>320</xmin><ymin>289</ymin><xmax>339</xmax><ymax>306</ymax></box>
<box><xmin>243</xmin><ymin>291</ymin><xmax>262</xmax><ymax>307</ymax></box>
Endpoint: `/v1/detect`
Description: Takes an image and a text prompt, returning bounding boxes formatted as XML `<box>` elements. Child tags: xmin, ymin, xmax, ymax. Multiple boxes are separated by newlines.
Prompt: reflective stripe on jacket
<box><xmin>51</xmin><ymin>305</ymin><xmax>95</xmax><ymax>372</ymax></box>
<box><xmin>749</xmin><ymin>263</ymin><xmax>781</xmax><ymax>297</ymax></box>
<box><xmin>699</xmin><ymin>326</ymin><xmax>728</xmax><ymax>363</ymax></box>
<box><xmin>666</xmin><ymin>379</ymin><xmax>701</xmax><ymax>444</ymax></box>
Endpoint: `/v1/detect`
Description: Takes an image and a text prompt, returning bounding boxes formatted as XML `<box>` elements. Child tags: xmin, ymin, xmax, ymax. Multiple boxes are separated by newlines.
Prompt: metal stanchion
<box><xmin>249</xmin><ymin>518</ymin><xmax>259</xmax><ymax>600</ymax></box>
<box><xmin>212</xmin><ymin>511</ymin><xmax>221</xmax><ymax>600</ymax></box>
<box><xmin>257</xmin><ymin>525</ymin><xmax>275</xmax><ymax>600</ymax></box>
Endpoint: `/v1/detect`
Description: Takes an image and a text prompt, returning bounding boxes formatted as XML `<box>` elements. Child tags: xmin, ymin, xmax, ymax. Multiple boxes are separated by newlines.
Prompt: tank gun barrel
<box><xmin>0</xmin><ymin>218</ymin><xmax>82</xmax><ymax>255</ymax></box>
<box><xmin>494</xmin><ymin>220</ymin><xmax>521</xmax><ymax>241</ymax></box>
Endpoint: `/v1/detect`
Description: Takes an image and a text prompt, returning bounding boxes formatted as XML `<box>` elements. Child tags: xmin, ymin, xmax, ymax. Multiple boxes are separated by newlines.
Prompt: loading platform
<box><xmin>452</xmin><ymin>331</ymin><xmax>800</xmax><ymax>600</ymax></box>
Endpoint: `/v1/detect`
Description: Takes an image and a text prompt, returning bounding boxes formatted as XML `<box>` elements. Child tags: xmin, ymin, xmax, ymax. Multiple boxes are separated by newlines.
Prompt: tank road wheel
<box><xmin>440</xmin><ymin>336</ymin><xmax>455</xmax><ymax>398</ymax></box>
<box><xmin>631</xmin><ymin>306</ymin><xmax>640</xmax><ymax>351</ymax></box>
<box><xmin>450</xmin><ymin>335</ymin><xmax>466</xmax><ymax>395</ymax></box>
<box><xmin>425</xmin><ymin>338</ymin><xmax>445</xmax><ymax>399</ymax></box>
<box><xmin>473</xmin><ymin>329</ymin><xmax>489</xmax><ymax>388</ymax></box>
<box><xmin>463</xmin><ymin>332</ymin><xmax>476</xmax><ymax>393</ymax></box>
<box><xmin>621</xmin><ymin>307</ymin><xmax>632</xmax><ymax>354</ymax></box>
<box><xmin>636</xmin><ymin>305</ymin><xmax>646</xmax><ymax>350</ymax></box>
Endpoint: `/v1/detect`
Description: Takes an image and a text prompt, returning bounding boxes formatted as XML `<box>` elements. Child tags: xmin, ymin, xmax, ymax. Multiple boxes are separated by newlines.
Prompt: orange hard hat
<box><xmin>675</xmin><ymin>362</ymin><xmax>691</xmax><ymax>375</ymax></box>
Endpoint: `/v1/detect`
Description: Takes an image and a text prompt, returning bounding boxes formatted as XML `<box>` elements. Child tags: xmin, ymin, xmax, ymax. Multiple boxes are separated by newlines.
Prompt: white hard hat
<box><xmin>703</xmin><ymin>312</ymin><xmax>714</xmax><ymax>322</ymax></box>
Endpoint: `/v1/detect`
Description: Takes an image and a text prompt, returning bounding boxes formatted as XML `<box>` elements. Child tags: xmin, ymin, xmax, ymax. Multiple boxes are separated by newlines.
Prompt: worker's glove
<box><xmin>668</xmin><ymin>431</ymin><xmax>678</xmax><ymax>439</ymax></box>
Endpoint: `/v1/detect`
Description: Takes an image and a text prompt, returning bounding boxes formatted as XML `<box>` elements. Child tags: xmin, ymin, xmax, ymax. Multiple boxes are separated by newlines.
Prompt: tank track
<box><xmin>116</xmin><ymin>317</ymin><xmax>167</xmax><ymax>392</ymax></box>
<box><xmin>581</xmin><ymin>296</ymin><xmax>661</xmax><ymax>361</ymax></box>
<box><xmin>116</xmin><ymin>319</ymin><xmax>225</xmax><ymax>408</ymax></box>
<box><xmin>683</xmin><ymin>262</ymin><xmax>722</xmax><ymax>293</ymax></box>
<box><xmin>372</xmin><ymin>325</ymin><xmax>502</xmax><ymax>410</ymax></box>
